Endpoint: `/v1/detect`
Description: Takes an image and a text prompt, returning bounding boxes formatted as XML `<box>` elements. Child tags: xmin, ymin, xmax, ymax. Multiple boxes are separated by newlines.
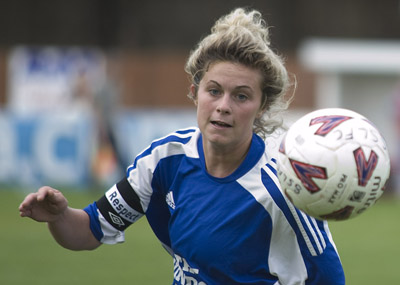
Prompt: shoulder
<box><xmin>125</xmin><ymin>127</ymin><xmax>200</xmax><ymax>211</ymax></box>
<box><xmin>127</xmin><ymin>127</ymin><xmax>200</xmax><ymax>172</ymax></box>
<box><xmin>147</xmin><ymin>127</ymin><xmax>199</xmax><ymax>154</ymax></box>
<box><xmin>137</xmin><ymin>127</ymin><xmax>199</xmax><ymax>159</ymax></box>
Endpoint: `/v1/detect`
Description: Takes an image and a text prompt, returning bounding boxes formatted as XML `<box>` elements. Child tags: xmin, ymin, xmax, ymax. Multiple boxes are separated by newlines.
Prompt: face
<box><xmin>193</xmin><ymin>61</ymin><xmax>264</xmax><ymax>152</ymax></box>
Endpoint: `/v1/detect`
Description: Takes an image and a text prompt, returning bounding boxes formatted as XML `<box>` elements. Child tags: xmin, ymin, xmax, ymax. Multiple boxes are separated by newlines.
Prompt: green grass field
<box><xmin>1</xmin><ymin>189</ymin><xmax>399</xmax><ymax>284</ymax></box>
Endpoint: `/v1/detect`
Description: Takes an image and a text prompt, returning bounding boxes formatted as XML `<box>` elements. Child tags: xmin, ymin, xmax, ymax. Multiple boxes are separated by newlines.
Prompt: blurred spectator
<box><xmin>89</xmin><ymin>58</ymin><xmax>126</xmax><ymax>186</ymax></box>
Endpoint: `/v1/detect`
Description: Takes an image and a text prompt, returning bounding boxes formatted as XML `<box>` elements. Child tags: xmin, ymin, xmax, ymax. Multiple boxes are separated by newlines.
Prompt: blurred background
<box><xmin>1</xmin><ymin>1</ymin><xmax>400</xmax><ymax>284</ymax></box>
<box><xmin>0</xmin><ymin>0</ymin><xmax>398</xmax><ymax>193</ymax></box>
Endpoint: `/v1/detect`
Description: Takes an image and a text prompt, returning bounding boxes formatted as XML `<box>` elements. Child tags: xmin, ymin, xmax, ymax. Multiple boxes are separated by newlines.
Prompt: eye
<box><xmin>209</xmin><ymin>88</ymin><xmax>220</xmax><ymax>96</ymax></box>
<box><xmin>236</xmin><ymin>93</ymin><xmax>248</xmax><ymax>101</ymax></box>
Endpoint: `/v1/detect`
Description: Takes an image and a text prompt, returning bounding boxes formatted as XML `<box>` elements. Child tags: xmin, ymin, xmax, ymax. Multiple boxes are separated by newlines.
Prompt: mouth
<box><xmin>211</xmin><ymin>120</ymin><xmax>233</xmax><ymax>128</ymax></box>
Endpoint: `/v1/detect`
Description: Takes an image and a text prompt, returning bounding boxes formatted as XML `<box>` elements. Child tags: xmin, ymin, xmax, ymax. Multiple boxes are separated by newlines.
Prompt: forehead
<box><xmin>202</xmin><ymin>61</ymin><xmax>262</xmax><ymax>89</ymax></box>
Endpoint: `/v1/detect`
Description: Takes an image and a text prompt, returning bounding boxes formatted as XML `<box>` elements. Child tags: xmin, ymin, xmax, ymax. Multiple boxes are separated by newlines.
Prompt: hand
<box><xmin>19</xmin><ymin>186</ymin><xmax>69</xmax><ymax>223</ymax></box>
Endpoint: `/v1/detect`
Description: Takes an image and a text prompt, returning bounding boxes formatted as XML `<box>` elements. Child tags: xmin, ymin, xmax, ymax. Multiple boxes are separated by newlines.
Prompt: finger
<box><xmin>19</xmin><ymin>208</ymin><xmax>32</xmax><ymax>217</ymax></box>
<box><xmin>36</xmin><ymin>186</ymin><xmax>57</xmax><ymax>202</ymax></box>
<box><xmin>19</xmin><ymin>193</ymin><xmax>38</xmax><ymax>210</ymax></box>
<box><xmin>19</xmin><ymin>188</ymin><xmax>55</xmax><ymax>217</ymax></box>
<box><xmin>19</xmin><ymin>197</ymin><xmax>35</xmax><ymax>217</ymax></box>
<box><xmin>38</xmin><ymin>186</ymin><xmax>68</xmax><ymax>212</ymax></box>
<box><xmin>45</xmin><ymin>189</ymin><xmax>65</xmax><ymax>206</ymax></box>
<box><xmin>19</xmin><ymin>193</ymin><xmax>38</xmax><ymax>217</ymax></box>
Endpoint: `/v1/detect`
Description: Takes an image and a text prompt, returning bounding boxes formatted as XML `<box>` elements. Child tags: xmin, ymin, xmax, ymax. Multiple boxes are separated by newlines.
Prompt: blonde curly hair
<box><xmin>185</xmin><ymin>8</ymin><xmax>292</xmax><ymax>139</ymax></box>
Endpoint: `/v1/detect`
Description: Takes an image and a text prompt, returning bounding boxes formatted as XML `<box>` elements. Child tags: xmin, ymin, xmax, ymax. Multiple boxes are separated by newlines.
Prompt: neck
<box><xmin>202</xmin><ymin>138</ymin><xmax>252</xmax><ymax>178</ymax></box>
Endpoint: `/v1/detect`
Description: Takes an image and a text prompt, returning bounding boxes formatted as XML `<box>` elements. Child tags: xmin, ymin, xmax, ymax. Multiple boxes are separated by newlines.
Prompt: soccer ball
<box><xmin>277</xmin><ymin>108</ymin><xmax>390</xmax><ymax>221</ymax></box>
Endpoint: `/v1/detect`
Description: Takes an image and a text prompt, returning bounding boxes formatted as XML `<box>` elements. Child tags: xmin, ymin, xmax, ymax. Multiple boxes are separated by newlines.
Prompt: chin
<box><xmin>205</xmin><ymin>133</ymin><xmax>235</xmax><ymax>148</ymax></box>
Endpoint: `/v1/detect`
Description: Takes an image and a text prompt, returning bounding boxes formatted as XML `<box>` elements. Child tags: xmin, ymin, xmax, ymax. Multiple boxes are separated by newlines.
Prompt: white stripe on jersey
<box><xmin>127</xmin><ymin>128</ymin><xmax>199</xmax><ymax>212</ymax></box>
<box><xmin>268</xmin><ymin>159</ymin><xmax>329</xmax><ymax>255</ymax></box>
<box><xmin>264</xmin><ymin>161</ymin><xmax>329</xmax><ymax>256</ymax></box>
<box><xmin>285</xmin><ymin>199</ymin><xmax>318</xmax><ymax>256</ymax></box>
<box><xmin>262</xmin><ymin>160</ymin><xmax>326</xmax><ymax>257</ymax></box>
<box><xmin>237</xmin><ymin>155</ymin><xmax>308</xmax><ymax>284</ymax></box>
<box><xmin>324</xmin><ymin>220</ymin><xmax>340</xmax><ymax>256</ymax></box>
<box><xmin>310</xmin><ymin>214</ymin><xmax>327</xmax><ymax>250</ymax></box>
<box><xmin>299</xmin><ymin>211</ymin><xmax>325</xmax><ymax>254</ymax></box>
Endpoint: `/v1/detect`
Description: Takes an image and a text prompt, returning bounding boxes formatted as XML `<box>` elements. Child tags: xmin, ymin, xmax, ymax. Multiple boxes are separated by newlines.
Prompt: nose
<box><xmin>216</xmin><ymin>94</ymin><xmax>232</xmax><ymax>114</ymax></box>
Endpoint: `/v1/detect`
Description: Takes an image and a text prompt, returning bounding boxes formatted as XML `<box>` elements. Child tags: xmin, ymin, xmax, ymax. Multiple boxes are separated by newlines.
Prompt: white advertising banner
<box><xmin>7</xmin><ymin>46</ymin><xmax>106</xmax><ymax>113</ymax></box>
<box><xmin>0</xmin><ymin>112</ymin><xmax>95</xmax><ymax>187</ymax></box>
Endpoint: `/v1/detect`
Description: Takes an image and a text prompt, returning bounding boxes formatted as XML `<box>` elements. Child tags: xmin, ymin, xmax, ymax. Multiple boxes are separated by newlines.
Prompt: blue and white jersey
<box><xmin>84</xmin><ymin>127</ymin><xmax>345</xmax><ymax>285</ymax></box>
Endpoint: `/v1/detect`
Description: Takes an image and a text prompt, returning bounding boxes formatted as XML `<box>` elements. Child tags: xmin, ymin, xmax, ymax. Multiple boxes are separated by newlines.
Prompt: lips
<box><xmin>211</xmin><ymin>120</ymin><xmax>232</xmax><ymax>128</ymax></box>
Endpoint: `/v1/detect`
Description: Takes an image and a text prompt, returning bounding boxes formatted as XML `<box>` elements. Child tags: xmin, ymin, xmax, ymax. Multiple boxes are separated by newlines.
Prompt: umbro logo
<box><xmin>166</xmin><ymin>191</ymin><xmax>176</xmax><ymax>210</ymax></box>
<box><xmin>109</xmin><ymin>212</ymin><xmax>125</xmax><ymax>227</ymax></box>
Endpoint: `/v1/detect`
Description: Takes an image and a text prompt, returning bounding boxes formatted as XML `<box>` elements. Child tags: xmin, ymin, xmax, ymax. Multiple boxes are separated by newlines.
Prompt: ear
<box><xmin>257</xmin><ymin>97</ymin><xmax>268</xmax><ymax>118</ymax></box>
<box><xmin>190</xmin><ymin>84</ymin><xmax>198</xmax><ymax>105</ymax></box>
<box><xmin>257</xmin><ymin>104</ymin><xmax>269</xmax><ymax>119</ymax></box>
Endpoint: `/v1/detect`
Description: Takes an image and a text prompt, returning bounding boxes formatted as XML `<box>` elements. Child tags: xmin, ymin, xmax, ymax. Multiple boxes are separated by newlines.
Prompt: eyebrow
<box><xmin>208</xmin><ymin>80</ymin><xmax>254</xmax><ymax>91</ymax></box>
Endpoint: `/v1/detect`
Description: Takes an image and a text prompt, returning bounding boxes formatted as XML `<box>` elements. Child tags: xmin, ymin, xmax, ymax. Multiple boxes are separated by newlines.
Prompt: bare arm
<box><xmin>19</xmin><ymin>186</ymin><xmax>101</xmax><ymax>251</ymax></box>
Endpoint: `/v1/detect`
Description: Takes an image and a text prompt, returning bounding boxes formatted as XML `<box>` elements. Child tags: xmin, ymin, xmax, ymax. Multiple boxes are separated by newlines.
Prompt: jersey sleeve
<box><xmin>83</xmin><ymin>178</ymin><xmax>145</xmax><ymax>244</ymax></box>
<box><xmin>86</xmin><ymin>134</ymin><xmax>164</xmax><ymax>244</ymax></box>
<box><xmin>84</xmin><ymin>128</ymin><xmax>198</xmax><ymax>245</ymax></box>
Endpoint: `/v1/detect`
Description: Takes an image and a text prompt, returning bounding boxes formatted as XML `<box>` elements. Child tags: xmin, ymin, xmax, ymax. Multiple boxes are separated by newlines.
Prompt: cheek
<box><xmin>196</xmin><ymin>100</ymin><xmax>209</xmax><ymax>125</ymax></box>
<box><xmin>244</xmin><ymin>114</ymin><xmax>257</xmax><ymax>127</ymax></box>
<box><xmin>240</xmin><ymin>105</ymin><xmax>260</xmax><ymax>124</ymax></box>
<box><xmin>196</xmin><ymin>95</ymin><xmax>213</xmax><ymax>114</ymax></box>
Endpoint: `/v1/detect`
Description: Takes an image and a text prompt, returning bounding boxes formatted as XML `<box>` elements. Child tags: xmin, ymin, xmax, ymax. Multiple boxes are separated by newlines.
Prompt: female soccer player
<box><xmin>19</xmin><ymin>8</ymin><xmax>345</xmax><ymax>284</ymax></box>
